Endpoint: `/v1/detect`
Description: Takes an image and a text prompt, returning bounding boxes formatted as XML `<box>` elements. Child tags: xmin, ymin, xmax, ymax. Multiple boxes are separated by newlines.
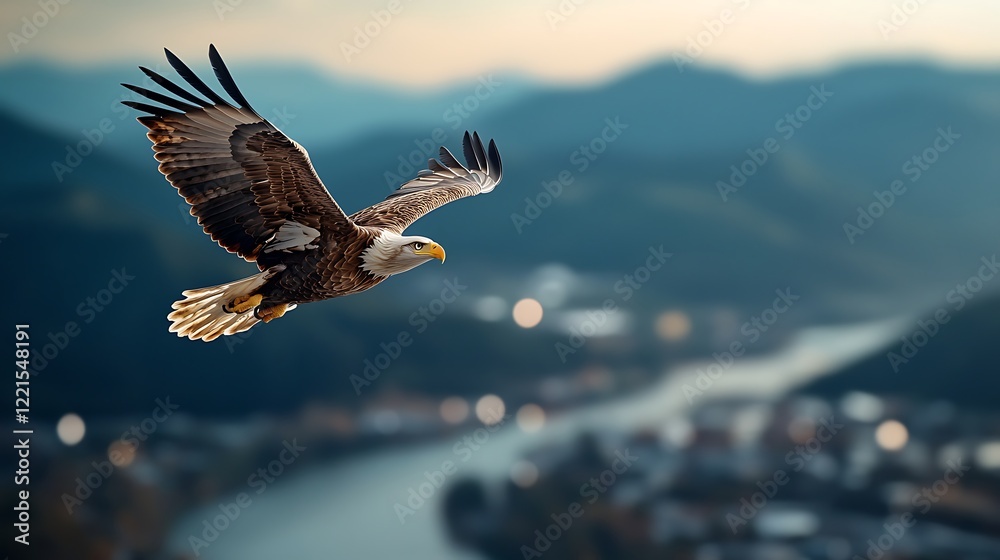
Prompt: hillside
<box><xmin>4</xmin><ymin>60</ymin><xmax>1000</xmax><ymax>417</ymax></box>
<box><xmin>798</xmin><ymin>294</ymin><xmax>1000</xmax><ymax>409</ymax></box>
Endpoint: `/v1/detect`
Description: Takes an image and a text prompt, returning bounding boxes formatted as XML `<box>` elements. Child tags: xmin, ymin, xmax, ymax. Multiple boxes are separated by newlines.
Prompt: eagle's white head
<box><xmin>361</xmin><ymin>231</ymin><xmax>447</xmax><ymax>277</ymax></box>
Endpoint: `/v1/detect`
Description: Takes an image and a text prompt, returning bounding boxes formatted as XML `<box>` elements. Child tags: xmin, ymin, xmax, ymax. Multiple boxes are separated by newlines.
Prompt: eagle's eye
<box><xmin>412</xmin><ymin>242</ymin><xmax>424</xmax><ymax>250</ymax></box>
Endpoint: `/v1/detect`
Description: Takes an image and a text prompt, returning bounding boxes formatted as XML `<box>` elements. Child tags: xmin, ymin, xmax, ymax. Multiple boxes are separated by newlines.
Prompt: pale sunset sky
<box><xmin>3</xmin><ymin>0</ymin><xmax>999</xmax><ymax>87</ymax></box>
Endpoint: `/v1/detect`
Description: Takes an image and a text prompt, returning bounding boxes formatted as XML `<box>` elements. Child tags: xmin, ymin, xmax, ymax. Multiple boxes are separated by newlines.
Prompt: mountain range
<box><xmin>3</xmin><ymin>58</ymin><xmax>999</xmax><ymax>417</ymax></box>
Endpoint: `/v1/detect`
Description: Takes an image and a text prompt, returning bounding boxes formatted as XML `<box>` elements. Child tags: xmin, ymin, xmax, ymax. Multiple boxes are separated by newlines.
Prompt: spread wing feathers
<box><xmin>122</xmin><ymin>44</ymin><xmax>353</xmax><ymax>270</ymax></box>
<box><xmin>350</xmin><ymin>131</ymin><xmax>503</xmax><ymax>233</ymax></box>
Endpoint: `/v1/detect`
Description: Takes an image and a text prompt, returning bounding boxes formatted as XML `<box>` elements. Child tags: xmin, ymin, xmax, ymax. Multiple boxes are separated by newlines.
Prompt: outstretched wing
<box><xmin>350</xmin><ymin>131</ymin><xmax>503</xmax><ymax>234</ymax></box>
<box><xmin>123</xmin><ymin>44</ymin><xmax>354</xmax><ymax>270</ymax></box>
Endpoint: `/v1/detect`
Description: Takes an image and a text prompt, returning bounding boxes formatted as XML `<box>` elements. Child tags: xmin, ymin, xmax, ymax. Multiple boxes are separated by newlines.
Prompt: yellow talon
<box><xmin>225</xmin><ymin>293</ymin><xmax>263</xmax><ymax>314</ymax></box>
<box><xmin>255</xmin><ymin>303</ymin><xmax>291</xmax><ymax>323</ymax></box>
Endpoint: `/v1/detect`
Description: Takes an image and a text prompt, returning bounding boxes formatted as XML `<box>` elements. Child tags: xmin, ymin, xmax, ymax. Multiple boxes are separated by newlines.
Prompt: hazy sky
<box><xmin>3</xmin><ymin>0</ymin><xmax>999</xmax><ymax>87</ymax></box>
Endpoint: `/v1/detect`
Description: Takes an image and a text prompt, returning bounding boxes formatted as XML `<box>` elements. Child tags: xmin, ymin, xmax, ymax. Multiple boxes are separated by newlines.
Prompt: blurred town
<box><xmin>18</xmin><ymin>297</ymin><xmax>1000</xmax><ymax>560</ymax></box>
<box><xmin>445</xmin><ymin>394</ymin><xmax>1000</xmax><ymax>560</ymax></box>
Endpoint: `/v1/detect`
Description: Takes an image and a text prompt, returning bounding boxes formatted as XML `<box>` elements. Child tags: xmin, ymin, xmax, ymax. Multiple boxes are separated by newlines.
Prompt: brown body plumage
<box><xmin>123</xmin><ymin>45</ymin><xmax>503</xmax><ymax>341</ymax></box>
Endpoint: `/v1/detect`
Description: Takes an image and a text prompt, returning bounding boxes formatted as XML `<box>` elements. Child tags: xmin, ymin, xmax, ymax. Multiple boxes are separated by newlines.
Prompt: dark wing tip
<box><xmin>462</xmin><ymin>130</ymin><xmax>488</xmax><ymax>172</ymax></box>
<box><xmin>137</xmin><ymin>65</ymin><xmax>212</xmax><ymax>107</ymax></box>
<box><xmin>461</xmin><ymin>131</ymin><xmax>473</xmax><ymax>166</ymax></box>
<box><xmin>437</xmin><ymin>145</ymin><xmax>467</xmax><ymax>173</ymax></box>
<box><xmin>487</xmin><ymin>139</ymin><xmax>502</xmax><ymax>183</ymax></box>
<box><xmin>121</xmin><ymin>99</ymin><xmax>178</xmax><ymax>118</ymax></box>
<box><xmin>121</xmin><ymin>82</ymin><xmax>200</xmax><ymax>113</ymax></box>
<box><xmin>463</xmin><ymin>130</ymin><xmax>488</xmax><ymax>172</ymax></box>
<box><xmin>163</xmin><ymin>47</ymin><xmax>180</xmax><ymax>66</ymax></box>
<box><xmin>207</xmin><ymin>44</ymin><xmax>258</xmax><ymax>115</ymax></box>
<box><xmin>163</xmin><ymin>46</ymin><xmax>228</xmax><ymax>106</ymax></box>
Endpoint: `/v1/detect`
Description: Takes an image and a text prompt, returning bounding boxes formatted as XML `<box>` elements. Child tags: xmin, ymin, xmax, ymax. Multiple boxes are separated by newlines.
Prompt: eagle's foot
<box><xmin>224</xmin><ymin>293</ymin><xmax>263</xmax><ymax>314</ymax></box>
<box><xmin>254</xmin><ymin>303</ymin><xmax>291</xmax><ymax>323</ymax></box>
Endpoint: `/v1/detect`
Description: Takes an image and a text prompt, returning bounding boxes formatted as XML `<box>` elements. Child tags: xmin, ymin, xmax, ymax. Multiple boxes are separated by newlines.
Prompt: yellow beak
<box><xmin>415</xmin><ymin>242</ymin><xmax>446</xmax><ymax>263</ymax></box>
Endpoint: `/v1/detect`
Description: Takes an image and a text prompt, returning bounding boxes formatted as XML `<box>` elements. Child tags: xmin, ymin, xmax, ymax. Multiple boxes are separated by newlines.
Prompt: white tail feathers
<box><xmin>168</xmin><ymin>265</ymin><xmax>286</xmax><ymax>342</ymax></box>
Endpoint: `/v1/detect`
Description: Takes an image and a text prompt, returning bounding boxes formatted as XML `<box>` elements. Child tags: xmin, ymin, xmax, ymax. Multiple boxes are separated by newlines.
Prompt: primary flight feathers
<box><xmin>123</xmin><ymin>44</ymin><xmax>503</xmax><ymax>341</ymax></box>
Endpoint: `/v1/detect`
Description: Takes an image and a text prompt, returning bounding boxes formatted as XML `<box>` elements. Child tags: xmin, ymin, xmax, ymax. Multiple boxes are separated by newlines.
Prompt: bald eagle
<box><xmin>123</xmin><ymin>45</ymin><xmax>502</xmax><ymax>342</ymax></box>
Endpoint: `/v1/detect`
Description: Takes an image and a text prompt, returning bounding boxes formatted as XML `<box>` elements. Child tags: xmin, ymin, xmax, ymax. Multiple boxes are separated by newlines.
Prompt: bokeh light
<box><xmin>512</xmin><ymin>298</ymin><xmax>543</xmax><ymax>328</ymax></box>
<box><xmin>655</xmin><ymin>311</ymin><xmax>691</xmax><ymax>341</ymax></box>
<box><xmin>975</xmin><ymin>442</ymin><xmax>1000</xmax><ymax>470</ymax></box>
<box><xmin>840</xmin><ymin>392</ymin><xmax>884</xmax><ymax>423</ymax></box>
<box><xmin>56</xmin><ymin>413</ymin><xmax>85</xmax><ymax>446</ymax></box>
<box><xmin>516</xmin><ymin>404</ymin><xmax>546</xmax><ymax>433</ymax></box>
<box><xmin>440</xmin><ymin>396</ymin><xmax>470</xmax><ymax>424</ymax></box>
<box><xmin>510</xmin><ymin>460</ymin><xmax>539</xmax><ymax>488</ymax></box>
<box><xmin>108</xmin><ymin>440</ymin><xmax>136</xmax><ymax>467</ymax></box>
<box><xmin>875</xmin><ymin>420</ymin><xmax>909</xmax><ymax>451</ymax></box>
<box><xmin>475</xmin><ymin>394</ymin><xmax>506</xmax><ymax>425</ymax></box>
